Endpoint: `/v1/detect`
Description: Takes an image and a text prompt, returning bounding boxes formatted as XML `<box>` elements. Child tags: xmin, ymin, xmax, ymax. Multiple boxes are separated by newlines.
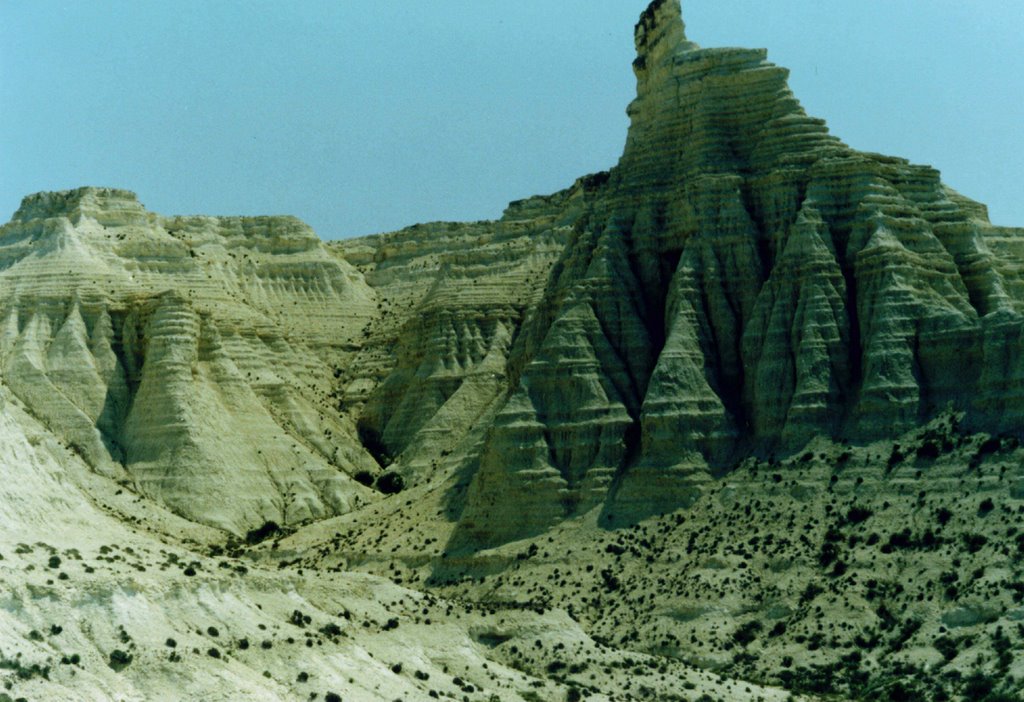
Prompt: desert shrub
<box><xmin>800</xmin><ymin>583</ymin><xmax>823</xmax><ymax>604</ymax></box>
<box><xmin>732</xmin><ymin>621</ymin><xmax>762</xmax><ymax>646</ymax></box>
<box><xmin>319</xmin><ymin>623</ymin><xmax>342</xmax><ymax>637</ymax></box>
<box><xmin>887</xmin><ymin>446</ymin><xmax>905</xmax><ymax>469</ymax></box>
<box><xmin>0</xmin><ymin>655</ymin><xmax>50</xmax><ymax>682</ymax></box>
<box><xmin>245</xmin><ymin>521</ymin><xmax>281</xmax><ymax>545</ymax></box>
<box><xmin>962</xmin><ymin>533</ymin><xmax>988</xmax><ymax>553</ymax></box>
<box><xmin>600</xmin><ymin>569</ymin><xmax>620</xmax><ymax>592</ymax></box>
<box><xmin>933</xmin><ymin>635</ymin><xmax>958</xmax><ymax>661</ymax></box>
<box><xmin>353</xmin><ymin>470</ymin><xmax>374</xmax><ymax>487</ymax></box>
<box><xmin>819</xmin><ymin>541</ymin><xmax>841</xmax><ymax>568</ymax></box>
<box><xmin>846</xmin><ymin>505</ymin><xmax>873</xmax><ymax>524</ymax></box>
<box><xmin>289</xmin><ymin>609</ymin><xmax>310</xmax><ymax>628</ymax></box>
<box><xmin>376</xmin><ymin>471</ymin><xmax>405</xmax><ymax>495</ymax></box>
<box><xmin>108</xmin><ymin>649</ymin><xmax>132</xmax><ymax>671</ymax></box>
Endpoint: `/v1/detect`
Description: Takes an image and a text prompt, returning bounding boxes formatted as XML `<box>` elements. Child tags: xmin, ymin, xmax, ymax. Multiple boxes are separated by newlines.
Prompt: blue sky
<box><xmin>2</xmin><ymin>1</ymin><xmax>1021</xmax><ymax>239</ymax></box>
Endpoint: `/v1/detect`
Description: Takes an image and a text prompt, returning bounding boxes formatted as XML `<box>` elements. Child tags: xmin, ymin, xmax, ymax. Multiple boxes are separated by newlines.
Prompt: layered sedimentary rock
<box><xmin>451</xmin><ymin>0</ymin><xmax>1024</xmax><ymax>546</ymax></box>
<box><xmin>330</xmin><ymin>188</ymin><xmax>580</xmax><ymax>477</ymax></box>
<box><xmin>0</xmin><ymin>187</ymin><xmax>380</xmax><ymax>533</ymax></box>
<box><xmin>3</xmin><ymin>1</ymin><xmax>1023</xmax><ymax>554</ymax></box>
<box><xmin>3</xmin><ymin>3</ymin><xmax>1024</xmax><ymax>698</ymax></box>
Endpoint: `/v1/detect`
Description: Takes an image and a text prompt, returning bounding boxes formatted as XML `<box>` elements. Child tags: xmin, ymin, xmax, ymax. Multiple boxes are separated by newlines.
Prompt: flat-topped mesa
<box><xmin>13</xmin><ymin>187</ymin><xmax>153</xmax><ymax>227</ymax></box>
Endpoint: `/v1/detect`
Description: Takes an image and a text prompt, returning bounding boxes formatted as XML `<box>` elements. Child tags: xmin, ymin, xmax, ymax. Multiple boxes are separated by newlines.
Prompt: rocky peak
<box><xmin>450</xmin><ymin>0</ymin><xmax>1024</xmax><ymax>547</ymax></box>
<box><xmin>632</xmin><ymin>0</ymin><xmax>693</xmax><ymax>71</ymax></box>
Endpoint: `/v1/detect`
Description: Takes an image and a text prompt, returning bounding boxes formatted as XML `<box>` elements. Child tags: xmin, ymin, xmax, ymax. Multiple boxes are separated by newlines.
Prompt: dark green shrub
<box><xmin>245</xmin><ymin>521</ymin><xmax>281</xmax><ymax>545</ymax></box>
<box><xmin>962</xmin><ymin>533</ymin><xmax>988</xmax><ymax>553</ymax></box>
<box><xmin>732</xmin><ymin>621</ymin><xmax>762</xmax><ymax>646</ymax></box>
<box><xmin>376</xmin><ymin>471</ymin><xmax>405</xmax><ymax>495</ymax></box>
<box><xmin>108</xmin><ymin>649</ymin><xmax>132</xmax><ymax>671</ymax></box>
<box><xmin>933</xmin><ymin>635</ymin><xmax>958</xmax><ymax>661</ymax></box>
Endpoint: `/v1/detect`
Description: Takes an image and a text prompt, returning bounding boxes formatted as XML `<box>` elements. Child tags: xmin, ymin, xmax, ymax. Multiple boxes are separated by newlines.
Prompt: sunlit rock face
<box><xmin>3</xmin><ymin>1</ymin><xmax>1023</xmax><ymax>551</ymax></box>
<box><xmin>0</xmin><ymin>187</ymin><xmax>380</xmax><ymax>534</ymax></box>
<box><xmin>452</xmin><ymin>0</ymin><xmax>1024</xmax><ymax>547</ymax></box>
<box><xmin>4</xmin><ymin>3</ymin><xmax>1024</xmax><ymax>699</ymax></box>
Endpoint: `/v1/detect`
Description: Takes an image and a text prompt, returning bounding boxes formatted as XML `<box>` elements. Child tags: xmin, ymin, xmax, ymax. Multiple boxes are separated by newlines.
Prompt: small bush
<box><xmin>376</xmin><ymin>471</ymin><xmax>405</xmax><ymax>495</ymax></box>
<box><xmin>933</xmin><ymin>635</ymin><xmax>958</xmax><ymax>662</ymax></box>
<box><xmin>108</xmin><ymin>649</ymin><xmax>132</xmax><ymax>671</ymax></box>
<box><xmin>962</xmin><ymin>533</ymin><xmax>988</xmax><ymax>553</ymax></box>
<box><xmin>319</xmin><ymin>623</ymin><xmax>342</xmax><ymax>637</ymax></box>
<box><xmin>289</xmin><ymin>610</ymin><xmax>310</xmax><ymax>628</ymax></box>
<box><xmin>887</xmin><ymin>446</ymin><xmax>905</xmax><ymax>469</ymax></box>
<box><xmin>353</xmin><ymin>470</ymin><xmax>374</xmax><ymax>487</ymax></box>
<box><xmin>732</xmin><ymin>621</ymin><xmax>763</xmax><ymax>646</ymax></box>
<box><xmin>245</xmin><ymin>521</ymin><xmax>281</xmax><ymax>545</ymax></box>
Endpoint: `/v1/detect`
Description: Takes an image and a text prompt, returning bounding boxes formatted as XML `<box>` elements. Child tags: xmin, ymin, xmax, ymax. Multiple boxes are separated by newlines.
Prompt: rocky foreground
<box><xmin>1</xmin><ymin>1</ymin><xmax>1022</xmax><ymax>700</ymax></box>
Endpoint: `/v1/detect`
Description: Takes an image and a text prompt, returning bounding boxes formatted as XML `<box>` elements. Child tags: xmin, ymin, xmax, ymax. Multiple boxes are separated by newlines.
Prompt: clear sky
<box><xmin>2</xmin><ymin>1</ymin><xmax>1021</xmax><ymax>239</ymax></box>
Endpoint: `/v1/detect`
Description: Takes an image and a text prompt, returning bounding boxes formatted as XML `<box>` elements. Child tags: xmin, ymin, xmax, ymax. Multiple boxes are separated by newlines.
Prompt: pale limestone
<box><xmin>0</xmin><ymin>1</ymin><xmax>1023</xmax><ymax>699</ymax></box>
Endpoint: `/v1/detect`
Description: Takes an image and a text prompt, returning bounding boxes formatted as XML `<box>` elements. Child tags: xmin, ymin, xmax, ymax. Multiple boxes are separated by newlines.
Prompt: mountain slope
<box><xmin>2</xmin><ymin>1</ymin><xmax>1024</xmax><ymax>700</ymax></box>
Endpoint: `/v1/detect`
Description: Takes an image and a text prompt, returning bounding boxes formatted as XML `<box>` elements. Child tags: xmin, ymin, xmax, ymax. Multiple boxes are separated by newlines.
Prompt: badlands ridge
<box><xmin>1</xmin><ymin>1</ymin><xmax>1023</xmax><ymax>700</ymax></box>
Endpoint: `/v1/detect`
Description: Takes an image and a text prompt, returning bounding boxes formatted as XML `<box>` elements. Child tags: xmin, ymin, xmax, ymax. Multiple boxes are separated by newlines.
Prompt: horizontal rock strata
<box><xmin>451</xmin><ymin>0</ymin><xmax>1024</xmax><ymax>547</ymax></box>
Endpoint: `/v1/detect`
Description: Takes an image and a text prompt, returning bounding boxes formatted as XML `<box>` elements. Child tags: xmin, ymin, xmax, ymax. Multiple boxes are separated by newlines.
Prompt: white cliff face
<box><xmin>2</xmin><ymin>2</ymin><xmax>1024</xmax><ymax>699</ymax></box>
<box><xmin>0</xmin><ymin>187</ymin><xmax>380</xmax><ymax>534</ymax></box>
<box><xmin>3</xmin><ymin>3</ymin><xmax>1022</xmax><ymax>556</ymax></box>
<box><xmin>451</xmin><ymin>0</ymin><xmax>1024</xmax><ymax>546</ymax></box>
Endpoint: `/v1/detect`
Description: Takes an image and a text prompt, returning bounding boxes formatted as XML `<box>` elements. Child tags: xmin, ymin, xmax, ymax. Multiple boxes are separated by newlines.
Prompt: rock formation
<box><xmin>445</xmin><ymin>0</ymin><xmax>1024</xmax><ymax>547</ymax></box>
<box><xmin>0</xmin><ymin>187</ymin><xmax>380</xmax><ymax>533</ymax></box>
<box><xmin>1</xmin><ymin>1</ymin><xmax>1023</xmax><ymax>699</ymax></box>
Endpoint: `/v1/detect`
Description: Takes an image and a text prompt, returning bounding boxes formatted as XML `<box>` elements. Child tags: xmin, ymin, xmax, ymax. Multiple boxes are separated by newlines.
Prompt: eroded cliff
<box><xmin>2</xmin><ymin>2</ymin><xmax>1024</xmax><ymax>699</ymax></box>
<box><xmin>447</xmin><ymin>0</ymin><xmax>1024</xmax><ymax>547</ymax></box>
<box><xmin>0</xmin><ymin>187</ymin><xmax>381</xmax><ymax>533</ymax></box>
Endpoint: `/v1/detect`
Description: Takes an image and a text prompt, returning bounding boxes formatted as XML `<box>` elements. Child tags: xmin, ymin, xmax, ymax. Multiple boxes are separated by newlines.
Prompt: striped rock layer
<box><xmin>4</xmin><ymin>1</ymin><xmax>1023</xmax><ymax>549</ymax></box>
